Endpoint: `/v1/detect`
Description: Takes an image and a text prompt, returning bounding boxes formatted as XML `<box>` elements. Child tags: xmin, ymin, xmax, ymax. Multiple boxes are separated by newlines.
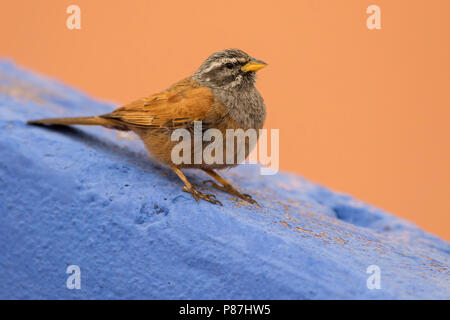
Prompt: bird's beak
<box><xmin>241</xmin><ymin>59</ymin><xmax>267</xmax><ymax>72</ymax></box>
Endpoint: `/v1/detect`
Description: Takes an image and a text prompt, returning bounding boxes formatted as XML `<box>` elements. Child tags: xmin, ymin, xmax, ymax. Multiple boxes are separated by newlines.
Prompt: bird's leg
<box><xmin>202</xmin><ymin>169</ymin><xmax>258</xmax><ymax>205</ymax></box>
<box><xmin>170</xmin><ymin>165</ymin><xmax>222</xmax><ymax>206</ymax></box>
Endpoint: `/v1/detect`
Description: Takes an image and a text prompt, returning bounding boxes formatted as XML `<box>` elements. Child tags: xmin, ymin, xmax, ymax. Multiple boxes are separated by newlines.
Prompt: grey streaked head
<box><xmin>193</xmin><ymin>49</ymin><xmax>267</xmax><ymax>90</ymax></box>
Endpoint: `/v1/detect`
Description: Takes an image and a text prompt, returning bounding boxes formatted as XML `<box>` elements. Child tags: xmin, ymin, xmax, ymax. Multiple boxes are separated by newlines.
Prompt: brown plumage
<box><xmin>28</xmin><ymin>49</ymin><xmax>267</xmax><ymax>205</ymax></box>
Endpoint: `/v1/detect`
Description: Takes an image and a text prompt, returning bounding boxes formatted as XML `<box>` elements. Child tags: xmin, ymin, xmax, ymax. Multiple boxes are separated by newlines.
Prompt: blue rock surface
<box><xmin>0</xmin><ymin>60</ymin><xmax>449</xmax><ymax>299</ymax></box>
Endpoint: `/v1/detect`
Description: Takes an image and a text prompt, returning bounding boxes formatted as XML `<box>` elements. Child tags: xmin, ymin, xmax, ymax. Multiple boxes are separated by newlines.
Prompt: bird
<box><xmin>28</xmin><ymin>49</ymin><xmax>267</xmax><ymax>206</ymax></box>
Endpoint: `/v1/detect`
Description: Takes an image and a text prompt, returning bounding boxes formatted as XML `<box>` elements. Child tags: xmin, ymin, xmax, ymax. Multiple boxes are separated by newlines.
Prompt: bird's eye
<box><xmin>225</xmin><ymin>63</ymin><xmax>233</xmax><ymax>69</ymax></box>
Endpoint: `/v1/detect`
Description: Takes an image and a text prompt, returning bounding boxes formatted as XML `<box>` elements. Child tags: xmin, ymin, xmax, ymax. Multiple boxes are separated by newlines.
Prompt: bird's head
<box><xmin>193</xmin><ymin>49</ymin><xmax>267</xmax><ymax>90</ymax></box>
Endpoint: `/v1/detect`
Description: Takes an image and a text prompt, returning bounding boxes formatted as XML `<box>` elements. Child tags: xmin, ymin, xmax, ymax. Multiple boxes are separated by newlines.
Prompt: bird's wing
<box><xmin>101</xmin><ymin>78</ymin><xmax>219</xmax><ymax>129</ymax></box>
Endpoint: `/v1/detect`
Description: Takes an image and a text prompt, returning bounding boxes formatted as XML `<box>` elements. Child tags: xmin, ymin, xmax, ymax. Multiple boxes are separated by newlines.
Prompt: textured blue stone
<box><xmin>0</xmin><ymin>60</ymin><xmax>449</xmax><ymax>299</ymax></box>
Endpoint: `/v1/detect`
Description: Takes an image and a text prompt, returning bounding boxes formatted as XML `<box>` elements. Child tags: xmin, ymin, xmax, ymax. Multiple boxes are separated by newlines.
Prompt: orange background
<box><xmin>1</xmin><ymin>0</ymin><xmax>449</xmax><ymax>240</ymax></box>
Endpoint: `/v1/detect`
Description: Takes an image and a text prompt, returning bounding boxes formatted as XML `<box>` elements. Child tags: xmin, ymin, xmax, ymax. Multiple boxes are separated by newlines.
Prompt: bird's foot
<box><xmin>182</xmin><ymin>186</ymin><xmax>222</xmax><ymax>206</ymax></box>
<box><xmin>203</xmin><ymin>180</ymin><xmax>259</xmax><ymax>205</ymax></box>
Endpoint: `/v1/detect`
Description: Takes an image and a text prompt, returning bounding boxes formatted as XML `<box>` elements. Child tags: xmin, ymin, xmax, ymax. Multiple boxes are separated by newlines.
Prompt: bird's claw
<box><xmin>203</xmin><ymin>180</ymin><xmax>259</xmax><ymax>206</ymax></box>
<box><xmin>240</xmin><ymin>193</ymin><xmax>258</xmax><ymax>205</ymax></box>
<box><xmin>182</xmin><ymin>186</ymin><xmax>223</xmax><ymax>206</ymax></box>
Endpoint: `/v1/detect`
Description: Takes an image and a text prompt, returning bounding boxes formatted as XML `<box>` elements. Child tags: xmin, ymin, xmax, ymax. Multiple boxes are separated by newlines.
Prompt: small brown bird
<box><xmin>28</xmin><ymin>49</ymin><xmax>267</xmax><ymax>205</ymax></box>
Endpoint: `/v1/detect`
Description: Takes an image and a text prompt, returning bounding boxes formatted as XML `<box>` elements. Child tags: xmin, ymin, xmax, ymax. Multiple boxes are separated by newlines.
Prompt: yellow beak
<box><xmin>241</xmin><ymin>60</ymin><xmax>267</xmax><ymax>72</ymax></box>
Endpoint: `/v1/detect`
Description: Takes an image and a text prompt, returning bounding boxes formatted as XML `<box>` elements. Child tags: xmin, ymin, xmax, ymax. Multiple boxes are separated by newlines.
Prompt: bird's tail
<box><xmin>27</xmin><ymin>116</ymin><xmax>114</xmax><ymax>126</ymax></box>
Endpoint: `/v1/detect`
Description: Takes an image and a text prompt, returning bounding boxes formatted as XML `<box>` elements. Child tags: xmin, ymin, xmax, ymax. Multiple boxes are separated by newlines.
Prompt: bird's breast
<box><xmin>213</xmin><ymin>87</ymin><xmax>266</xmax><ymax>130</ymax></box>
